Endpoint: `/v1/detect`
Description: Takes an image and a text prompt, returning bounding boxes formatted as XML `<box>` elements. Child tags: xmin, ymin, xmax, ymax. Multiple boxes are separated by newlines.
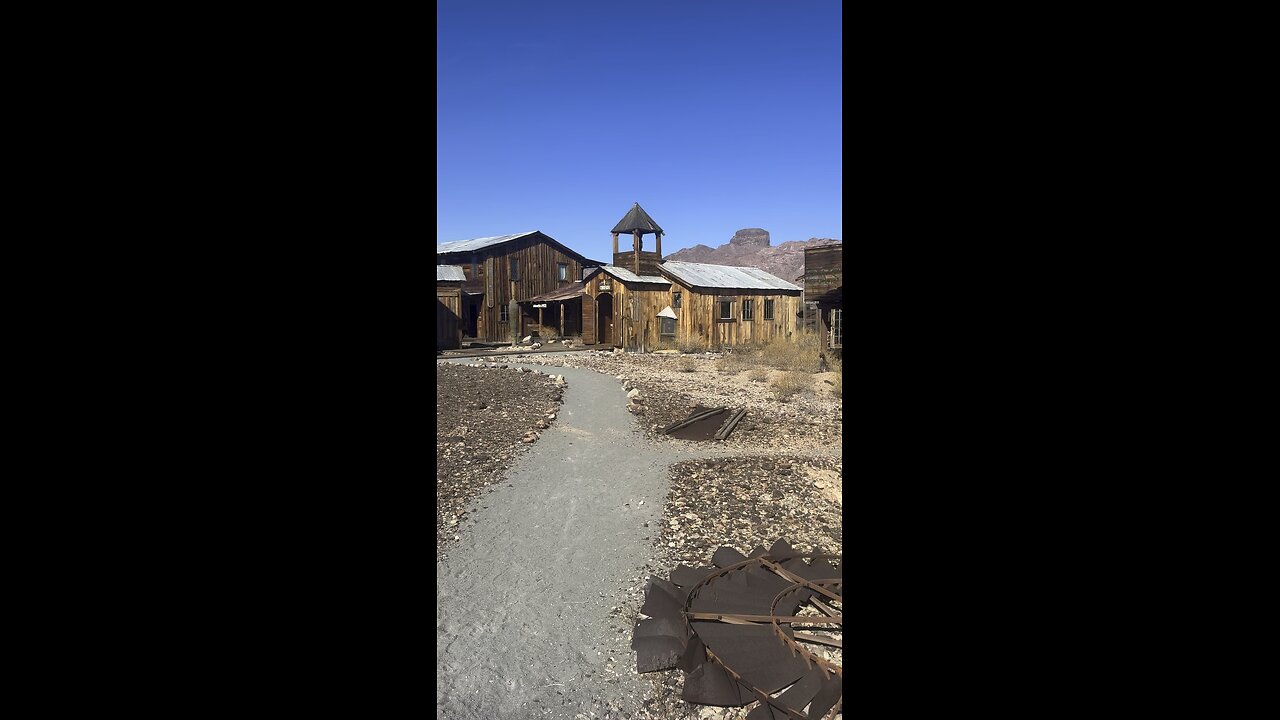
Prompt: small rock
<box><xmin>627</xmin><ymin>389</ymin><xmax>640</xmax><ymax>399</ymax></box>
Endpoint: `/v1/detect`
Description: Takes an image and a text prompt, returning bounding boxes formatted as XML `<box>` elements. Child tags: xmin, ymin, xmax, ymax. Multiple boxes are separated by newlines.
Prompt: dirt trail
<box><xmin>436</xmin><ymin>360</ymin><xmax>734</xmax><ymax>719</ymax></box>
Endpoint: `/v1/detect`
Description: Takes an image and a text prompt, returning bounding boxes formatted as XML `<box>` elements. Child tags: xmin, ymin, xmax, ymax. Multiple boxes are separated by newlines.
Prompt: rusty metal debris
<box><xmin>633</xmin><ymin>539</ymin><xmax>842</xmax><ymax>719</ymax></box>
<box><xmin>662</xmin><ymin>406</ymin><xmax>749</xmax><ymax>441</ymax></box>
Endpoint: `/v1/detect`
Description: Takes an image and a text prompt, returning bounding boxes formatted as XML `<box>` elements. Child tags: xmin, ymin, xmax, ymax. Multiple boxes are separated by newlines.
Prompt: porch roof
<box><xmin>520</xmin><ymin>283</ymin><xmax>589</xmax><ymax>303</ymax></box>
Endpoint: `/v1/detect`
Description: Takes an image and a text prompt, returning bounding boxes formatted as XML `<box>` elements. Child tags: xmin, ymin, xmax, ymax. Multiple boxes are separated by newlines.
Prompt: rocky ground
<box><xmin>435</xmin><ymin>362</ymin><xmax>567</xmax><ymax>561</ymax></box>
<box><xmin>630</xmin><ymin>454</ymin><xmax>843</xmax><ymax>720</ymax></box>
<box><xmin>506</xmin><ymin>349</ymin><xmax>842</xmax><ymax>456</ymax></box>
<box><xmin>436</xmin><ymin>355</ymin><xmax>842</xmax><ymax>719</ymax></box>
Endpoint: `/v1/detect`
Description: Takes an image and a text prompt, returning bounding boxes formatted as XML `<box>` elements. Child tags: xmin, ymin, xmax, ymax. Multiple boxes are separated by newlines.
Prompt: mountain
<box><xmin>663</xmin><ymin>229</ymin><xmax>841</xmax><ymax>284</ymax></box>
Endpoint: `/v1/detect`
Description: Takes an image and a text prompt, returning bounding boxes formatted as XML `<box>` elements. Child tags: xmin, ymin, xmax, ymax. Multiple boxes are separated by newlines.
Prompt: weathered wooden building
<box><xmin>436</xmin><ymin>265</ymin><xmax>465</xmax><ymax>350</ymax></box>
<box><xmin>581</xmin><ymin>266</ymin><xmax>673</xmax><ymax>350</ymax></box>
<box><xmin>439</xmin><ymin>206</ymin><xmax>806</xmax><ymax>352</ymax></box>
<box><xmin>658</xmin><ymin>261</ymin><xmax>803</xmax><ymax>350</ymax></box>
<box><xmin>802</xmin><ymin>245</ymin><xmax>842</xmax><ymax>349</ymax></box>
<box><xmin>436</xmin><ymin>231</ymin><xmax>605</xmax><ymax>343</ymax></box>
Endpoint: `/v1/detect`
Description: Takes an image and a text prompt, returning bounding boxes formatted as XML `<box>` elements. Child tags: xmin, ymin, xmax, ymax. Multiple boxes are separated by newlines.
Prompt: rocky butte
<box><xmin>663</xmin><ymin>228</ymin><xmax>841</xmax><ymax>283</ymax></box>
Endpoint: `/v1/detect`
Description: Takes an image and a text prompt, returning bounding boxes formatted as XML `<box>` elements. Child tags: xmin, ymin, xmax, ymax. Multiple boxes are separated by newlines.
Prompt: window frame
<box><xmin>660</xmin><ymin>316</ymin><xmax>676</xmax><ymax>337</ymax></box>
<box><xmin>719</xmin><ymin>300</ymin><xmax>733</xmax><ymax>320</ymax></box>
<box><xmin>743</xmin><ymin>299</ymin><xmax>754</xmax><ymax>321</ymax></box>
<box><xmin>672</xmin><ymin>291</ymin><xmax>682</xmax><ymax>308</ymax></box>
<box><xmin>764</xmin><ymin>298</ymin><xmax>775</xmax><ymax>320</ymax></box>
<box><xmin>509</xmin><ymin>257</ymin><xmax>519</xmax><ymax>281</ymax></box>
<box><xmin>500</xmin><ymin>304</ymin><xmax>509</xmax><ymax>323</ymax></box>
<box><xmin>557</xmin><ymin>262</ymin><xmax>568</xmax><ymax>281</ymax></box>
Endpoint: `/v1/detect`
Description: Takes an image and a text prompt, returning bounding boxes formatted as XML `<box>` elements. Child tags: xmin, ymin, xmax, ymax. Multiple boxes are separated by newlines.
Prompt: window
<box><xmin>672</xmin><ymin>292</ymin><xmax>682</xmax><ymax>308</ymax></box>
<box><xmin>764</xmin><ymin>299</ymin><xmax>775</xmax><ymax>320</ymax></box>
<box><xmin>719</xmin><ymin>301</ymin><xmax>732</xmax><ymax>320</ymax></box>
<box><xmin>743</xmin><ymin>299</ymin><xmax>754</xmax><ymax>321</ymax></box>
<box><xmin>500</xmin><ymin>304</ymin><xmax>509</xmax><ymax>322</ymax></box>
<box><xmin>558</xmin><ymin>263</ymin><xmax>568</xmax><ymax>281</ymax></box>
<box><xmin>509</xmin><ymin>258</ymin><xmax>519</xmax><ymax>280</ymax></box>
<box><xmin>660</xmin><ymin>317</ymin><xmax>676</xmax><ymax>336</ymax></box>
<box><xmin>830</xmin><ymin>309</ymin><xmax>842</xmax><ymax>347</ymax></box>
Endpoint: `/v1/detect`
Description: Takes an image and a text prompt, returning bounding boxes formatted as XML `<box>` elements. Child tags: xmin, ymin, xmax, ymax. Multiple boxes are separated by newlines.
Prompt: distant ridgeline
<box><xmin>663</xmin><ymin>229</ymin><xmax>841</xmax><ymax>284</ymax></box>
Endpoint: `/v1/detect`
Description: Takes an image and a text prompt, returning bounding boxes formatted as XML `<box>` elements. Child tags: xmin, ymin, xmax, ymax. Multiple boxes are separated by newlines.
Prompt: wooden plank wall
<box><xmin>611</xmin><ymin>250</ymin><xmax>663</xmax><ymax>275</ymax></box>
<box><xmin>668</xmin><ymin>278</ymin><xmax>801</xmax><ymax>350</ymax></box>
<box><xmin>581</xmin><ymin>273</ymin><xmax>801</xmax><ymax>350</ymax></box>
<box><xmin>438</xmin><ymin>233</ymin><xmax>593</xmax><ymax>341</ymax></box>
<box><xmin>436</xmin><ymin>283</ymin><xmax>462</xmax><ymax>349</ymax></box>
<box><xmin>803</xmin><ymin>245</ymin><xmax>842</xmax><ymax>305</ymax></box>
<box><xmin>583</xmin><ymin>276</ymin><xmax>671</xmax><ymax>349</ymax></box>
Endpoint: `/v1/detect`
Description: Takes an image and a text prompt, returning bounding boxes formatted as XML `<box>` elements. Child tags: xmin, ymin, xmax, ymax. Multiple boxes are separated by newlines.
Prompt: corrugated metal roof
<box><xmin>437</xmin><ymin>231</ymin><xmax>539</xmax><ymax>254</ymax></box>
<box><xmin>587</xmin><ymin>265</ymin><xmax>670</xmax><ymax>285</ymax></box>
<box><xmin>436</xmin><ymin>265</ymin><xmax>467</xmax><ymax>281</ymax></box>
<box><xmin>437</xmin><ymin>231</ymin><xmax>607</xmax><ymax>267</ymax></box>
<box><xmin>660</xmin><ymin>261</ymin><xmax>802</xmax><ymax>291</ymax></box>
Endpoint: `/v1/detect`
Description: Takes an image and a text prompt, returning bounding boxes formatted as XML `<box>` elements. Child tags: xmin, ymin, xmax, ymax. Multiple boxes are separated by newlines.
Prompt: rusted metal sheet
<box><xmin>633</xmin><ymin>541</ymin><xmax>843</xmax><ymax>719</ymax></box>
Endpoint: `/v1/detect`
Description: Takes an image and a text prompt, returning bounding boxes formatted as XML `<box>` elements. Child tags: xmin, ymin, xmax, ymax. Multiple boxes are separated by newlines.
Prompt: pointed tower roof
<box><xmin>611</xmin><ymin>202</ymin><xmax>664</xmax><ymax>236</ymax></box>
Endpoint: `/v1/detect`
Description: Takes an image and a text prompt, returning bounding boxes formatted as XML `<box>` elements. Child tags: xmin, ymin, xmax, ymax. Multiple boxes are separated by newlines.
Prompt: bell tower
<box><xmin>610</xmin><ymin>202</ymin><xmax>664</xmax><ymax>275</ymax></box>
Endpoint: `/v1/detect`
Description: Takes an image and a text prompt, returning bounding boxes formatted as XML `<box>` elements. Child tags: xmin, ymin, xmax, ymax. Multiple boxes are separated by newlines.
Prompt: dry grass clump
<box><xmin>769</xmin><ymin>371</ymin><xmax>810</xmax><ymax>401</ymax></box>
<box><xmin>748</xmin><ymin>368</ymin><xmax>769</xmax><ymax>383</ymax></box>
<box><xmin>827</xmin><ymin>352</ymin><xmax>842</xmax><ymax>398</ymax></box>
<box><xmin>676</xmin><ymin>356</ymin><xmax>698</xmax><ymax>373</ymax></box>
<box><xmin>756</xmin><ymin>332</ymin><xmax>825</xmax><ymax>373</ymax></box>
<box><xmin>715</xmin><ymin>354</ymin><xmax>750</xmax><ymax>374</ymax></box>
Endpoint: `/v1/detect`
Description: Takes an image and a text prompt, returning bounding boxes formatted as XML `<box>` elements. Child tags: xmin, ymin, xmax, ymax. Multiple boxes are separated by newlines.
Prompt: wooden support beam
<box><xmin>612</xmin><ymin>232</ymin><xmax>619</xmax><ymax>254</ymax></box>
<box><xmin>684</xmin><ymin>612</ymin><xmax>842</xmax><ymax>625</ymax></box>
<box><xmin>655</xmin><ymin>232</ymin><xmax>662</xmax><ymax>258</ymax></box>
<box><xmin>661</xmin><ymin>407</ymin><xmax>727</xmax><ymax>434</ymax></box>
<box><xmin>714</xmin><ymin>408</ymin><xmax>748</xmax><ymax>440</ymax></box>
<box><xmin>793</xmin><ymin>632</ymin><xmax>843</xmax><ymax>648</ymax></box>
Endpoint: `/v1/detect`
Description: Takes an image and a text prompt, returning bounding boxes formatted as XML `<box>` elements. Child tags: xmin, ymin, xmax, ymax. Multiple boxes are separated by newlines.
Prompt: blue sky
<box><xmin>437</xmin><ymin>1</ymin><xmax>841</xmax><ymax>259</ymax></box>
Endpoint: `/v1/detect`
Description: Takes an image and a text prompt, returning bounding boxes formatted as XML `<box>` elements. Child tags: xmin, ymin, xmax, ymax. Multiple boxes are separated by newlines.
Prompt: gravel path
<box><xmin>436</xmin><ymin>360</ymin><xmax>737</xmax><ymax>720</ymax></box>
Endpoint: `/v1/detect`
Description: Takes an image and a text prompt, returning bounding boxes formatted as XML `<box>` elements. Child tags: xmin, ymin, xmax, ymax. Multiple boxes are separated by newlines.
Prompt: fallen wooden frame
<box><xmin>661</xmin><ymin>407</ymin><xmax>727</xmax><ymax>435</ymax></box>
<box><xmin>713</xmin><ymin>408</ymin><xmax>748</xmax><ymax>440</ymax></box>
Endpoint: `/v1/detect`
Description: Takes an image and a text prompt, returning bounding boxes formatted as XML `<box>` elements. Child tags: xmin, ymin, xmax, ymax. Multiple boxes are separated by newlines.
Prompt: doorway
<box><xmin>465</xmin><ymin>299</ymin><xmax>479</xmax><ymax>338</ymax></box>
<box><xmin>597</xmin><ymin>293</ymin><xmax>613</xmax><ymax>345</ymax></box>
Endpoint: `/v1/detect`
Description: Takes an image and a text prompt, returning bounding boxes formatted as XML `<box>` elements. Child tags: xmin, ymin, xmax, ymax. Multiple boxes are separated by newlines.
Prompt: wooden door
<box><xmin>582</xmin><ymin>295</ymin><xmax>596</xmax><ymax>345</ymax></box>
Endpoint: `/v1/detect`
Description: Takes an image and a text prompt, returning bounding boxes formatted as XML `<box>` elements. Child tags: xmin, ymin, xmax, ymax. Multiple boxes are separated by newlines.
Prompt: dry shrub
<box><xmin>827</xmin><ymin>353</ymin><xmax>842</xmax><ymax>398</ymax></box>
<box><xmin>676</xmin><ymin>356</ymin><xmax>697</xmax><ymax>373</ymax></box>
<box><xmin>757</xmin><ymin>332</ymin><xmax>825</xmax><ymax>373</ymax></box>
<box><xmin>769</xmin><ymin>371</ymin><xmax>810</xmax><ymax>401</ymax></box>
<box><xmin>715</xmin><ymin>355</ymin><xmax>749</xmax><ymax>374</ymax></box>
<box><xmin>748</xmin><ymin>368</ymin><xmax>769</xmax><ymax>383</ymax></box>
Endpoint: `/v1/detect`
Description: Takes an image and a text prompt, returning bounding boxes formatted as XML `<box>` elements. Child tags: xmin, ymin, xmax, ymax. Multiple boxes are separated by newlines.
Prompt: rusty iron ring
<box><xmin>679</xmin><ymin>553</ymin><xmax>843</xmax><ymax>720</ymax></box>
<box><xmin>769</xmin><ymin>578</ymin><xmax>843</xmax><ymax>680</ymax></box>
